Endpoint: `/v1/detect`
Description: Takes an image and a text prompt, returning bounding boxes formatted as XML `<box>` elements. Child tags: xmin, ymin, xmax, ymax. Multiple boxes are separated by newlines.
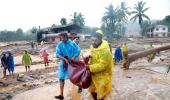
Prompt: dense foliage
<box><xmin>0</xmin><ymin>28</ymin><xmax>36</xmax><ymax>42</ymax></box>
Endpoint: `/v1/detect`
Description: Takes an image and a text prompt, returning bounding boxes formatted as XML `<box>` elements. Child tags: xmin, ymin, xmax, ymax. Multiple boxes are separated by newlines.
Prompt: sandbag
<box><xmin>68</xmin><ymin>59</ymin><xmax>91</xmax><ymax>89</ymax></box>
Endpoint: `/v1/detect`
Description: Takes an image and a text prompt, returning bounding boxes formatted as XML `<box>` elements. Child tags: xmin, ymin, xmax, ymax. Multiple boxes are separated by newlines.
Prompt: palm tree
<box><xmin>117</xmin><ymin>2</ymin><xmax>130</xmax><ymax>22</ymax></box>
<box><xmin>102</xmin><ymin>4</ymin><xmax>117</xmax><ymax>35</ymax></box>
<box><xmin>130</xmin><ymin>1</ymin><xmax>150</xmax><ymax>27</ymax></box>
<box><xmin>116</xmin><ymin>2</ymin><xmax>130</xmax><ymax>36</ymax></box>
<box><xmin>71</xmin><ymin>12</ymin><xmax>85</xmax><ymax>27</ymax></box>
<box><xmin>60</xmin><ymin>18</ymin><xmax>67</xmax><ymax>25</ymax></box>
<box><xmin>71</xmin><ymin>12</ymin><xmax>78</xmax><ymax>24</ymax></box>
<box><xmin>102</xmin><ymin>3</ymin><xmax>130</xmax><ymax>37</ymax></box>
<box><xmin>77</xmin><ymin>13</ymin><xmax>85</xmax><ymax>27</ymax></box>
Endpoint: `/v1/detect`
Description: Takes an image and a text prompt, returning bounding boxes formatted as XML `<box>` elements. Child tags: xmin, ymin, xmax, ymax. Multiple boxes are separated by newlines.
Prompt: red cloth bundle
<box><xmin>68</xmin><ymin>57</ymin><xmax>91</xmax><ymax>89</ymax></box>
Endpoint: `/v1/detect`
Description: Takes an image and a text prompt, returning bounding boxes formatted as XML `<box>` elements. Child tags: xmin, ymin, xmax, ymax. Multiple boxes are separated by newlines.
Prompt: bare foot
<box><xmin>2</xmin><ymin>76</ymin><xmax>5</xmax><ymax>79</ymax></box>
<box><xmin>10</xmin><ymin>75</ymin><xmax>14</xmax><ymax>79</ymax></box>
<box><xmin>1</xmin><ymin>77</ymin><xmax>7</xmax><ymax>80</ymax></box>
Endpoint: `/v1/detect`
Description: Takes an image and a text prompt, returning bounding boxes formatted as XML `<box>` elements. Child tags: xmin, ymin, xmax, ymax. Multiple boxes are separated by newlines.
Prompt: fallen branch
<box><xmin>123</xmin><ymin>44</ymin><xmax>170</xmax><ymax>69</ymax></box>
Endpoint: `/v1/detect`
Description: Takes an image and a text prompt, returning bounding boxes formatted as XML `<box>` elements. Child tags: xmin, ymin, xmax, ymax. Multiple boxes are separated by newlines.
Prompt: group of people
<box><xmin>22</xmin><ymin>46</ymin><xmax>49</xmax><ymax>72</ymax></box>
<box><xmin>0</xmin><ymin>30</ymin><xmax>127</xmax><ymax>99</ymax></box>
<box><xmin>0</xmin><ymin>41</ymin><xmax>37</xmax><ymax>79</ymax></box>
<box><xmin>55</xmin><ymin>30</ymin><xmax>113</xmax><ymax>100</ymax></box>
<box><xmin>0</xmin><ymin>47</ymin><xmax>50</xmax><ymax>80</ymax></box>
<box><xmin>30</xmin><ymin>41</ymin><xmax>38</xmax><ymax>49</ymax></box>
<box><xmin>1</xmin><ymin>49</ymin><xmax>14</xmax><ymax>79</ymax></box>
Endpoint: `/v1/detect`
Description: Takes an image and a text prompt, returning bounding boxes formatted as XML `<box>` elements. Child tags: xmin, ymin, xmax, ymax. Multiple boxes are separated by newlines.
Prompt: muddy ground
<box><xmin>0</xmin><ymin>38</ymin><xmax>170</xmax><ymax>100</ymax></box>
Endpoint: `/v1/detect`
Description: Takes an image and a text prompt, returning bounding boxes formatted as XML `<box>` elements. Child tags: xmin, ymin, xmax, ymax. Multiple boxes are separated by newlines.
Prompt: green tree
<box><xmin>162</xmin><ymin>15</ymin><xmax>170</xmax><ymax>31</ymax></box>
<box><xmin>140</xmin><ymin>21</ymin><xmax>154</xmax><ymax>36</ymax></box>
<box><xmin>31</xmin><ymin>27</ymin><xmax>38</xmax><ymax>34</ymax></box>
<box><xmin>102</xmin><ymin>4</ymin><xmax>117</xmax><ymax>37</ymax></box>
<box><xmin>16</xmin><ymin>28</ymin><xmax>23</xmax><ymax>35</ymax></box>
<box><xmin>82</xmin><ymin>26</ymin><xmax>98</xmax><ymax>35</ymax></box>
<box><xmin>115</xmin><ymin>2</ymin><xmax>130</xmax><ymax>37</ymax></box>
<box><xmin>163</xmin><ymin>15</ymin><xmax>170</xmax><ymax>23</ymax></box>
<box><xmin>102</xmin><ymin>3</ymin><xmax>129</xmax><ymax>38</ymax></box>
<box><xmin>152</xmin><ymin>15</ymin><xmax>170</xmax><ymax>34</ymax></box>
<box><xmin>0</xmin><ymin>29</ymin><xmax>35</xmax><ymax>42</ymax></box>
<box><xmin>117</xmin><ymin>2</ymin><xmax>130</xmax><ymax>22</ymax></box>
<box><xmin>130</xmin><ymin>1</ymin><xmax>150</xmax><ymax>27</ymax></box>
<box><xmin>60</xmin><ymin>18</ymin><xmax>67</xmax><ymax>25</ymax></box>
<box><xmin>71</xmin><ymin>12</ymin><xmax>85</xmax><ymax>27</ymax></box>
<box><xmin>15</xmin><ymin>28</ymin><xmax>24</xmax><ymax>40</ymax></box>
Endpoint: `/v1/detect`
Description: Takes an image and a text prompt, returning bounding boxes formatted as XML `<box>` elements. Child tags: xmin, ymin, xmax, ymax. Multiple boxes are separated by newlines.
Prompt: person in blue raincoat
<box><xmin>1</xmin><ymin>50</ymin><xmax>8</xmax><ymax>79</ymax></box>
<box><xmin>114</xmin><ymin>45</ymin><xmax>123</xmax><ymax>64</ymax></box>
<box><xmin>7</xmin><ymin>50</ymin><xmax>15</xmax><ymax>79</ymax></box>
<box><xmin>55</xmin><ymin>33</ymin><xmax>81</xmax><ymax>99</ymax></box>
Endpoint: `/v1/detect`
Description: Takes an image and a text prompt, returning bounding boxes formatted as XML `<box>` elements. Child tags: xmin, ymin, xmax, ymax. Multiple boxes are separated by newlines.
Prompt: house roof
<box><xmin>155</xmin><ymin>25</ymin><xmax>168</xmax><ymax>28</ymax></box>
<box><xmin>41</xmin><ymin>23</ymin><xmax>82</xmax><ymax>33</ymax></box>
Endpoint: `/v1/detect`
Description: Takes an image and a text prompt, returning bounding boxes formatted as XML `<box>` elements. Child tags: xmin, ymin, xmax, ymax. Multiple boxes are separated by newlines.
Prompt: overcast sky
<box><xmin>0</xmin><ymin>0</ymin><xmax>169</xmax><ymax>31</ymax></box>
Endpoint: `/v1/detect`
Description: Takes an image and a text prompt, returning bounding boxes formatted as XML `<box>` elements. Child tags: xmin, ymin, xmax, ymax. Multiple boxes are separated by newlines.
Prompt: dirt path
<box><xmin>12</xmin><ymin>81</ymin><xmax>74</xmax><ymax>100</ymax></box>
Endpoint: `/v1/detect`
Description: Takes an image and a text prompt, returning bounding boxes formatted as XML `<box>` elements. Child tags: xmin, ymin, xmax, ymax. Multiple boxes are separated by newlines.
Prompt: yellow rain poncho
<box><xmin>96</xmin><ymin>29</ymin><xmax>103</xmax><ymax>35</ymax></box>
<box><xmin>122</xmin><ymin>44</ymin><xmax>128</xmax><ymax>59</ymax></box>
<box><xmin>147</xmin><ymin>44</ymin><xmax>155</xmax><ymax>62</ymax></box>
<box><xmin>22</xmin><ymin>53</ymin><xmax>32</xmax><ymax>66</ymax></box>
<box><xmin>122</xmin><ymin>44</ymin><xmax>128</xmax><ymax>53</ymax></box>
<box><xmin>88</xmin><ymin>40</ymin><xmax>114</xmax><ymax>99</ymax></box>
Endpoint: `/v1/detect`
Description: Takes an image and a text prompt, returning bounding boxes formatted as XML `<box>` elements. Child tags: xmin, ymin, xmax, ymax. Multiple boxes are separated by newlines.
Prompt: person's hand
<box><xmin>84</xmin><ymin>55</ymin><xmax>92</xmax><ymax>64</ymax></box>
<box><xmin>71</xmin><ymin>56</ymin><xmax>75</xmax><ymax>60</ymax></box>
<box><xmin>86</xmin><ymin>65</ymin><xmax>90</xmax><ymax>70</ymax></box>
<box><xmin>64</xmin><ymin>58</ymin><xmax>69</xmax><ymax>63</ymax></box>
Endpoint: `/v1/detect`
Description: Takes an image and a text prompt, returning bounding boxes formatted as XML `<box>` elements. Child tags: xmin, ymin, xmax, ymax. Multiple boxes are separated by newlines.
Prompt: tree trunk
<box><xmin>124</xmin><ymin>44</ymin><xmax>170</xmax><ymax>69</ymax></box>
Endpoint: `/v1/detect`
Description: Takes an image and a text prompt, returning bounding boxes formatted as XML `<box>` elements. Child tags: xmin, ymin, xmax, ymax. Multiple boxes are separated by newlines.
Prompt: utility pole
<box><xmin>38</xmin><ymin>26</ymin><xmax>40</xmax><ymax>31</ymax></box>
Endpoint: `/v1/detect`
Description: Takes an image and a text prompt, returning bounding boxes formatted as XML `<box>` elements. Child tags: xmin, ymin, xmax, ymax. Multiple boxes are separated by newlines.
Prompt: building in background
<box><xmin>37</xmin><ymin>23</ymin><xmax>82</xmax><ymax>42</ymax></box>
<box><xmin>153</xmin><ymin>25</ymin><xmax>169</xmax><ymax>37</ymax></box>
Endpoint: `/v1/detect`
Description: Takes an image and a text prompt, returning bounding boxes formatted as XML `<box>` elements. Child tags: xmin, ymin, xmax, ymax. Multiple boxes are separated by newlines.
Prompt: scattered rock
<box><xmin>126</xmin><ymin>76</ymin><xmax>132</xmax><ymax>78</ymax></box>
<box><xmin>0</xmin><ymin>93</ymin><xmax>12</xmax><ymax>100</ymax></box>
<box><xmin>54</xmin><ymin>80</ymin><xmax>59</xmax><ymax>83</ymax></box>
<box><xmin>22</xmin><ymin>84</ymin><xmax>27</xmax><ymax>87</ymax></box>
<box><xmin>40</xmin><ymin>75</ymin><xmax>46</xmax><ymax>79</ymax></box>
<box><xmin>44</xmin><ymin>81</ymin><xmax>52</xmax><ymax>84</ymax></box>
<box><xmin>17</xmin><ymin>75</ymin><xmax>34</xmax><ymax>82</ymax></box>
<box><xmin>30</xmin><ymin>75</ymin><xmax>39</xmax><ymax>79</ymax></box>
<box><xmin>22</xmin><ymin>83</ymin><xmax>39</xmax><ymax>90</ymax></box>
<box><xmin>33</xmin><ymin>83</ymin><xmax>38</xmax><ymax>87</ymax></box>
<box><xmin>0</xmin><ymin>82</ymin><xmax>9</xmax><ymax>87</ymax></box>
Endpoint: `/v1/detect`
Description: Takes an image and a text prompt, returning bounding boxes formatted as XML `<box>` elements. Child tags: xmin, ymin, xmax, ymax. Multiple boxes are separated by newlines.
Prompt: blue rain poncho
<box><xmin>114</xmin><ymin>47</ymin><xmax>123</xmax><ymax>62</ymax></box>
<box><xmin>56</xmin><ymin>39</ymin><xmax>81</xmax><ymax>80</ymax></box>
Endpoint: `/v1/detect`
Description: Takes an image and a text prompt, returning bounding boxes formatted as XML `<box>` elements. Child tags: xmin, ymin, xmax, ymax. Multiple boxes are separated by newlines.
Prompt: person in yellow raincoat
<box><xmin>122</xmin><ymin>43</ymin><xmax>128</xmax><ymax>59</ymax></box>
<box><xmin>96</xmin><ymin>29</ymin><xmax>112</xmax><ymax>52</ymax></box>
<box><xmin>122</xmin><ymin>43</ymin><xmax>129</xmax><ymax>69</ymax></box>
<box><xmin>147</xmin><ymin>43</ymin><xmax>155</xmax><ymax>62</ymax></box>
<box><xmin>22</xmin><ymin>50</ymin><xmax>32</xmax><ymax>72</ymax></box>
<box><xmin>88</xmin><ymin>33</ymin><xmax>113</xmax><ymax>100</ymax></box>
